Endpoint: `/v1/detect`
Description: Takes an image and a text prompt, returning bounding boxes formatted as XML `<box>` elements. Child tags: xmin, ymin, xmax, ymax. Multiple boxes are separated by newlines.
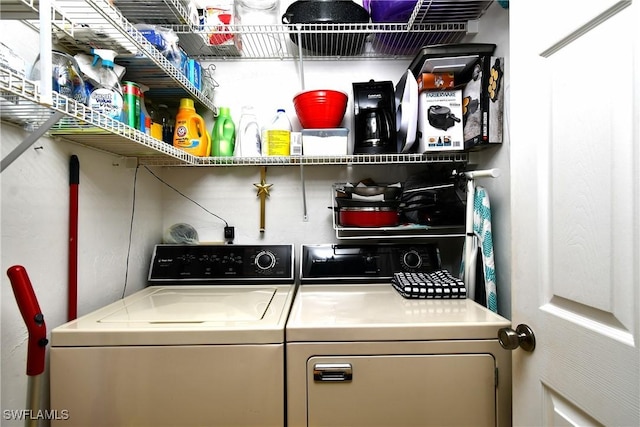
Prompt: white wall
<box><xmin>1</xmin><ymin>21</ymin><xmax>163</xmax><ymax>425</ymax></box>
<box><xmin>1</xmin><ymin>3</ymin><xmax>509</xmax><ymax>423</ymax></box>
<box><xmin>1</xmin><ymin>123</ymin><xmax>164</xmax><ymax>425</ymax></box>
<box><xmin>466</xmin><ymin>2</ymin><xmax>512</xmax><ymax>318</ymax></box>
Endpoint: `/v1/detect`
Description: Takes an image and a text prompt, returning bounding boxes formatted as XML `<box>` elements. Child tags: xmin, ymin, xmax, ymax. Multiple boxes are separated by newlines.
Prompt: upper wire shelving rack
<box><xmin>0</xmin><ymin>0</ymin><xmax>491</xmax><ymax>167</ymax></box>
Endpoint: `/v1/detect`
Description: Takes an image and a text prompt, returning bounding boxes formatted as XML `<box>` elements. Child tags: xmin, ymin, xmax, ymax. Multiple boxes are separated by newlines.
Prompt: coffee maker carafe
<box><xmin>352</xmin><ymin>80</ymin><xmax>396</xmax><ymax>154</ymax></box>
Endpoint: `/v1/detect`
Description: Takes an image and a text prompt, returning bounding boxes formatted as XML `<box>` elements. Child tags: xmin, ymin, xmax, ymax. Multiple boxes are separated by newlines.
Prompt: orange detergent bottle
<box><xmin>173</xmin><ymin>98</ymin><xmax>211</xmax><ymax>156</ymax></box>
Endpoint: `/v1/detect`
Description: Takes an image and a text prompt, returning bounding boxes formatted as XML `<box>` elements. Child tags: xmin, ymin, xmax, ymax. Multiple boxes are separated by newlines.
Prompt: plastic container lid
<box><xmin>179</xmin><ymin>98</ymin><xmax>195</xmax><ymax>109</ymax></box>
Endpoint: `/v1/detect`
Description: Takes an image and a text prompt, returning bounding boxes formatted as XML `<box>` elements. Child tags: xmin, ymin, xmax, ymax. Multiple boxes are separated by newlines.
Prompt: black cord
<box><xmin>143</xmin><ymin>166</ymin><xmax>229</xmax><ymax>227</ymax></box>
<box><xmin>122</xmin><ymin>164</ymin><xmax>139</xmax><ymax>299</ymax></box>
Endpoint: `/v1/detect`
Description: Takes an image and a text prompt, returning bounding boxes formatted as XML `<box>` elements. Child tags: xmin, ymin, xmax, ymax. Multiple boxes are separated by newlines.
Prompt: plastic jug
<box><xmin>173</xmin><ymin>98</ymin><xmax>211</xmax><ymax>157</ymax></box>
<box><xmin>212</xmin><ymin>107</ymin><xmax>236</xmax><ymax>157</ymax></box>
<box><xmin>234</xmin><ymin>106</ymin><xmax>262</xmax><ymax>157</ymax></box>
<box><xmin>263</xmin><ymin>108</ymin><xmax>291</xmax><ymax>156</ymax></box>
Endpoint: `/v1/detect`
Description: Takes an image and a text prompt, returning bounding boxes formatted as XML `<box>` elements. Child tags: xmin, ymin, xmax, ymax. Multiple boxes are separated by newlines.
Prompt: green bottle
<box><xmin>211</xmin><ymin>107</ymin><xmax>236</xmax><ymax>157</ymax></box>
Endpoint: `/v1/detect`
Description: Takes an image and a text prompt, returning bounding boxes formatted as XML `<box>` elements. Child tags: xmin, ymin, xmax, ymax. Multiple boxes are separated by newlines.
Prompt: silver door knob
<box><xmin>498</xmin><ymin>324</ymin><xmax>536</xmax><ymax>352</ymax></box>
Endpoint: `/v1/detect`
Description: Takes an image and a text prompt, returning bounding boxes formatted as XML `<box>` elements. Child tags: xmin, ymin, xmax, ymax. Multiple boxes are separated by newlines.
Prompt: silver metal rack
<box><xmin>333</xmin><ymin>223</ymin><xmax>466</xmax><ymax>240</ymax></box>
<box><xmin>330</xmin><ymin>183</ymin><xmax>466</xmax><ymax>240</ymax></box>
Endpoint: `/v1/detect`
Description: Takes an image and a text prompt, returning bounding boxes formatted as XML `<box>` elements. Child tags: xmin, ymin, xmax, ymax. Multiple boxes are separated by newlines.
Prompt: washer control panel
<box><xmin>300</xmin><ymin>244</ymin><xmax>441</xmax><ymax>282</ymax></box>
<box><xmin>148</xmin><ymin>244</ymin><xmax>294</xmax><ymax>283</ymax></box>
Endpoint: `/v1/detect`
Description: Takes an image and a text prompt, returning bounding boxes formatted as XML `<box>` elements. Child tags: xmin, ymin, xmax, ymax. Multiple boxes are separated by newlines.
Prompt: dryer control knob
<box><xmin>402</xmin><ymin>250</ymin><xmax>422</xmax><ymax>269</ymax></box>
<box><xmin>255</xmin><ymin>251</ymin><xmax>276</xmax><ymax>270</ymax></box>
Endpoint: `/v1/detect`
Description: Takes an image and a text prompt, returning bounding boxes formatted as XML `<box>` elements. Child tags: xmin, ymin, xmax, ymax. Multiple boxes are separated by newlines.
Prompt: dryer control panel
<box><xmin>148</xmin><ymin>244</ymin><xmax>294</xmax><ymax>283</ymax></box>
<box><xmin>300</xmin><ymin>243</ymin><xmax>441</xmax><ymax>282</ymax></box>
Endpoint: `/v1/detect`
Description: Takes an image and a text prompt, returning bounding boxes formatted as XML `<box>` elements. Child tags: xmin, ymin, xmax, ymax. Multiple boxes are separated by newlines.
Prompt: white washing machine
<box><xmin>50</xmin><ymin>244</ymin><xmax>295</xmax><ymax>427</ymax></box>
<box><xmin>286</xmin><ymin>244</ymin><xmax>512</xmax><ymax>427</ymax></box>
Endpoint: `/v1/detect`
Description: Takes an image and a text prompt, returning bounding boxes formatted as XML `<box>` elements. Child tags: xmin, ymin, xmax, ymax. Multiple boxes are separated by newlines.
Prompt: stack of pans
<box><xmin>334</xmin><ymin>183</ymin><xmax>402</xmax><ymax>227</ymax></box>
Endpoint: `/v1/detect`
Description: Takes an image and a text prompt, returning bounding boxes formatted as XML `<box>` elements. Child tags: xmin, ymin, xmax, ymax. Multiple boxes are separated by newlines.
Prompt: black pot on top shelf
<box><xmin>282</xmin><ymin>0</ymin><xmax>370</xmax><ymax>56</ymax></box>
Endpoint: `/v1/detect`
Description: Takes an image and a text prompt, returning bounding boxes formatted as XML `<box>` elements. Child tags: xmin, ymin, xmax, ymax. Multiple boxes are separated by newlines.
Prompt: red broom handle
<box><xmin>6</xmin><ymin>265</ymin><xmax>48</xmax><ymax>376</ymax></box>
<box><xmin>68</xmin><ymin>155</ymin><xmax>79</xmax><ymax>321</ymax></box>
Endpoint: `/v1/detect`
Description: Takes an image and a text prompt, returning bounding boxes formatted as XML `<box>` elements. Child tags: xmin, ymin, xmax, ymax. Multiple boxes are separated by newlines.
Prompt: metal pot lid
<box><xmin>340</xmin><ymin>206</ymin><xmax>397</xmax><ymax>212</ymax></box>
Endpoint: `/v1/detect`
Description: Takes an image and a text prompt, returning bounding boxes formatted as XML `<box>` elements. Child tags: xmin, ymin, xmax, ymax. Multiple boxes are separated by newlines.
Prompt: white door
<box><xmin>510</xmin><ymin>0</ymin><xmax>640</xmax><ymax>426</ymax></box>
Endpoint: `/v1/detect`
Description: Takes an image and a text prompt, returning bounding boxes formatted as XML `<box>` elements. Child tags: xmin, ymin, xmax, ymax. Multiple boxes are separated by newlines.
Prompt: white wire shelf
<box><xmin>174</xmin><ymin>22</ymin><xmax>470</xmax><ymax>60</ymax></box>
<box><xmin>0</xmin><ymin>66</ymin><xmax>196</xmax><ymax>165</ymax></box>
<box><xmin>22</xmin><ymin>0</ymin><xmax>216</xmax><ymax>113</ymax></box>
<box><xmin>112</xmin><ymin>0</ymin><xmax>191</xmax><ymax>26</ymax></box>
<box><xmin>1</xmin><ymin>0</ymin><xmax>487</xmax><ymax>166</ymax></box>
<box><xmin>111</xmin><ymin>0</ymin><xmax>492</xmax><ymax>59</ymax></box>
<box><xmin>195</xmin><ymin>153</ymin><xmax>468</xmax><ymax>166</ymax></box>
<box><xmin>0</xmin><ymin>0</ymin><xmax>39</xmax><ymax>19</ymax></box>
<box><xmin>2</xmin><ymin>65</ymin><xmax>469</xmax><ymax>166</ymax></box>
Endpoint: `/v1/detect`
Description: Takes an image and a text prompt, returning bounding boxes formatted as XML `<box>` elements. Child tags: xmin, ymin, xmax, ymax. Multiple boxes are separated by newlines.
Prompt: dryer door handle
<box><xmin>313</xmin><ymin>363</ymin><xmax>353</xmax><ymax>382</ymax></box>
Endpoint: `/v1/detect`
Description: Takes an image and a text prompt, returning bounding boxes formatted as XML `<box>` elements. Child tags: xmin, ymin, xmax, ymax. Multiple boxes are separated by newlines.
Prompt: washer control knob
<box><xmin>255</xmin><ymin>251</ymin><xmax>276</xmax><ymax>270</ymax></box>
<box><xmin>402</xmin><ymin>250</ymin><xmax>422</xmax><ymax>269</ymax></box>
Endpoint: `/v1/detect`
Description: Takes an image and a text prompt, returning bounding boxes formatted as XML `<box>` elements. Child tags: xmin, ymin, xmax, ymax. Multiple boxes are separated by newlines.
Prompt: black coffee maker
<box><xmin>352</xmin><ymin>80</ymin><xmax>397</xmax><ymax>154</ymax></box>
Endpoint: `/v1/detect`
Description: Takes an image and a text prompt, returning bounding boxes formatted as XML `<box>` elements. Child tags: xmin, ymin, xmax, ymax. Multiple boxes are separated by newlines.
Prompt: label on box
<box><xmin>462</xmin><ymin>56</ymin><xmax>504</xmax><ymax>149</ymax></box>
<box><xmin>417</xmin><ymin>89</ymin><xmax>464</xmax><ymax>152</ymax></box>
<box><xmin>417</xmin><ymin>72</ymin><xmax>454</xmax><ymax>92</ymax></box>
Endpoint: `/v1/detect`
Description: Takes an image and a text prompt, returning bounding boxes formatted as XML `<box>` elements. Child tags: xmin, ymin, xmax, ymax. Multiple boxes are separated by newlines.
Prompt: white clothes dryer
<box><xmin>286</xmin><ymin>244</ymin><xmax>512</xmax><ymax>427</ymax></box>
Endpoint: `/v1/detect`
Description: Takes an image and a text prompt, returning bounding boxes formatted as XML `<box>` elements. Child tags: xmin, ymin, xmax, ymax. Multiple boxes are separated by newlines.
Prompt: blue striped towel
<box><xmin>473</xmin><ymin>186</ymin><xmax>498</xmax><ymax>312</ymax></box>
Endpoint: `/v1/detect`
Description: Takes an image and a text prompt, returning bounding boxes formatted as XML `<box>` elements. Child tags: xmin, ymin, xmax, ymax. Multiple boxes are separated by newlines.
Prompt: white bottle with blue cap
<box><xmin>88</xmin><ymin>49</ymin><xmax>123</xmax><ymax>121</ymax></box>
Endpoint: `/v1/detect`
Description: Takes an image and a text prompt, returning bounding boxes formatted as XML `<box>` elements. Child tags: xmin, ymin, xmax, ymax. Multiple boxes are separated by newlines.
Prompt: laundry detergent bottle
<box><xmin>211</xmin><ymin>107</ymin><xmax>236</xmax><ymax>157</ymax></box>
<box><xmin>234</xmin><ymin>105</ymin><xmax>261</xmax><ymax>157</ymax></box>
<box><xmin>173</xmin><ymin>98</ymin><xmax>211</xmax><ymax>157</ymax></box>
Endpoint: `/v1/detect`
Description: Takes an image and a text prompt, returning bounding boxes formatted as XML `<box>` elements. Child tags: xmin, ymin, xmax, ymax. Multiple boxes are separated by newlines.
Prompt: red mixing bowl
<box><xmin>293</xmin><ymin>89</ymin><xmax>348</xmax><ymax>129</ymax></box>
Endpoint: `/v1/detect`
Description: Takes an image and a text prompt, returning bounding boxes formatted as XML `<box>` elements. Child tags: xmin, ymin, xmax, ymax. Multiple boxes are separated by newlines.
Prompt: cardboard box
<box><xmin>462</xmin><ymin>56</ymin><xmax>504</xmax><ymax>150</ymax></box>
<box><xmin>302</xmin><ymin>128</ymin><xmax>349</xmax><ymax>156</ymax></box>
<box><xmin>187</xmin><ymin>59</ymin><xmax>201</xmax><ymax>90</ymax></box>
<box><xmin>417</xmin><ymin>89</ymin><xmax>464</xmax><ymax>152</ymax></box>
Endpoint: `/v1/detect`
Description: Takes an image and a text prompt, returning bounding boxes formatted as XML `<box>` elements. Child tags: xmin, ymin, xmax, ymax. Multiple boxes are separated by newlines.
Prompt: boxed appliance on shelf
<box><xmin>417</xmin><ymin>89</ymin><xmax>464</xmax><ymax>152</ymax></box>
<box><xmin>462</xmin><ymin>56</ymin><xmax>504</xmax><ymax>150</ymax></box>
<box><xmin>408</xmin><ymin>44</ymin><xmax>503</xmax><ymax>152</ymax></box>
